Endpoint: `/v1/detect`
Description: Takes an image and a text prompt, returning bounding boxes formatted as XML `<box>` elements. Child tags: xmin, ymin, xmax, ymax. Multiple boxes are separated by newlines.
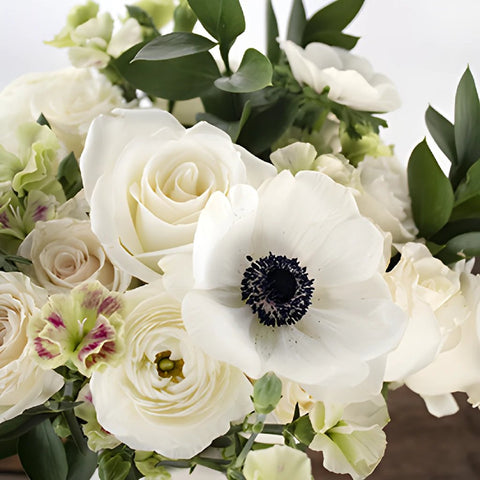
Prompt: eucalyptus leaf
<box><xmin>436</xmin><ymin>231</ymin><xmax>480</xmax><ymax>264</ymax></box>
<box><xmin>115</xmin><ymin>43</ymin><xmax>220</xmax><ymax>100</ymax></box>
<box><xmin>266</xmin><ymin>0</ymin><xmax>280</xmax><ymax>64</ymax></box>
<box><xmin>425</xmin><ymin>105</ymin><xmax>457</xmax><ymax>164</ymax></box>
<box><xmin>65</xmin><ymin>440</ymin><xmax>98</xmax><ymax>480</ymax></box>
<box><xmin>133</xmin><ymin>32</ymin><xmax>216</xmax><ymax>62</ymax></box>
<box><xmin>187</xmin><ymin>0</ymin><xmax>245</xmax><ymax>66</ymax></box>
<box><xmin>303</xmin><ymin>30</ymin><xmax>359</xmax><ymax>50</ymax></box>
<box><xmin>18</xmin><ymin>419</ymin><xmax>68</xmax><ymax>480</ymax></box>
<box><xmin>215</xmin><ymin>49</ymin><xmax>272</xmax><ymax>93</ymax></box>
<box><xmin>287</xmin><ymin>0</ymin><xmax>307</xmax><ymax>45</ymax></box>
<box><xmin>303</xmin><ymin>0</ymin><xmax>364</xmax><ymax>46</ymax></box>
<box><xmin>452</xmin><ymin>67</ymin><xmax>480</xmax><ymax>188</ymax></box>
<box><xmin>57</xmin><ymin>152</ymin><xmax>82</xmax><ymax>200</ymax></box>
<box><xmin>408</xmin><ymin>139</ymin><xmax>454</xmax><ymax>238</ymax></box>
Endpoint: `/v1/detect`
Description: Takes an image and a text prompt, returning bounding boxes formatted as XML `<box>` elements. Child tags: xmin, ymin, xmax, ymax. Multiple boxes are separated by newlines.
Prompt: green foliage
<box><xmin>252</xmin><ymin>372</ymin><xmax>282</xmax><ymax>415</ymax></box>
<box><xmin>215</xmin><ymin>49</ymin><xmax>273</xmax><ymax>93</ymax></box>
<box><xmin>302</xmin><ymin>0</ymin><xmax>364</xmax><ymax>49</ymax></box>
<box><xmin>134</xmin><ymin>32</ymin><xmax>216</xmax><ymax>61</ymax></box>
<box><xmin>57</xmin><ymin>152</ymin><xmax>82</xmax><ymax>200</ymax></box>
<box><xmin>173</xmin><ymin>0</ymin><xmax>197</xmax><ymax>32</ymax></box>
<box><xmin>125</xmin><ymin>5</ymin><xmax>159</xmax><ymax>33</ymax></box>
<box><xmin>287</xmin><ymin>0</ymin><xmax>307</xmax><ymax>45</ymax></box>
<box><xmin>65</xmin><ymin>440</ymin><xmax>98</xmax><ymax>480</ymax></box>
<box><xmin>36</xmin><ymin>113</ymin><xmax>51</xmax><ymax>128</ymax></box>
<box><xmin>0</xmin><ymin>251</ymin><xmax>31</xmax><ymax>272</ymax></box>
<box><xmin>0</xmin><ymin>438</ymin><xmax>18</xmax><ymax>460</ymax></box>
<box><xmin>18</xmin><ymin>420</ymin><xmax>68</xmax><ymax>480</ymax></box>
<box><xmin>266</xmin><ymin>0</ymin><xmax>280</xmax><ymax>64</ymax></box>
<box><xmin>408</xmin><ymin>139</ymin><xmax>454</xmax><ymax>238</ymax></box>
<box><xmin>436</xmin><ymin>232</ymin><xmax>480</xmax><ymax>264</ymax></box>
<box><xmin>425</xmin><ymin>106</ymin><xmax>456</xmax><ymax>163</ymax></box>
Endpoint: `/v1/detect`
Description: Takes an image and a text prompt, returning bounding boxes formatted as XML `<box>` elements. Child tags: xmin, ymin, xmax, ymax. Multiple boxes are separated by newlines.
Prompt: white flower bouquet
<box><xmin>1</xmin><ymin>1</ymin><xmax>479</xmax><ymax>479</ymax></box>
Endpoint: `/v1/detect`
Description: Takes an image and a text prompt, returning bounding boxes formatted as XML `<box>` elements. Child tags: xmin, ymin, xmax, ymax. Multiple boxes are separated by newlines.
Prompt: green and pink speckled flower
<box><xmin>27</xmin><ymin>281</ymin><xmax>125</xmax><ymax>376</ymax></box>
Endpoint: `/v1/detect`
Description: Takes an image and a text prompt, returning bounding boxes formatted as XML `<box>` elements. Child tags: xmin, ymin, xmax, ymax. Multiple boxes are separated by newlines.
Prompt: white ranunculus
<box><xmin>0</xmin><ymin>68</ymin><xmax>124</xmax><ymax>158</ymax></box>
<box><xmin>405</xmin><ymin>269</ymin><xmax>480</xmax><ymax>417</ymax></box>
<box><xmin>0</xmin><ymin>272</ymin><xmax>63</xmax><ymax>422</ymax></box>
<box><xmin>355</xmin><ymin>156</ymin><xmax>418</xmax><ymax>245</ymax></box>
<box><xmin>280</xmin><ymin>40</ymin><xmax>401</xmax><ymax>112</ymax></box>
<box><xmin>90</xmin><ymin>281</ymin><xmax>253</xmax><ymax>459</ymax></box>
<box><xmin>243</xmin><ymin>445</ymin><xmax>313</xmax><ymax>480</ymax></box>
<box><xmin>18</xmin><ymin>218</ymin><xmax>131</xmax><ymax>294</ymax></box>
<box><xmin>80</xmin><ymin>108</ymin><xmax>276</xmax><ymax>282</ymax></box>
<box><xmin>384</xmin><ymin>243</ymin><xmax>466</xmax><ymax>383</ymax></box>
<box><xmin>309</xmin><ymin>395</ymin><xmax>389</xmax><ymax>480</ymax></box>
<box><xmin>182</xmin><ymin>170</ymin><xmax>406</xmax><ymax>402</ymax></box>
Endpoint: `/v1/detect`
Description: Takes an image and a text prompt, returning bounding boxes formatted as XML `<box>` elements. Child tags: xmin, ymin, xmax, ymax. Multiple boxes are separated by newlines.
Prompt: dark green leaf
<box><xmin>173</xmin><ymin>1</ymin><xmax>197</xmax><ymax>32</ymax></box>
<box><xmin>26</xmin><ymin>401</ymin><xmax>81</xmax><ymax>415</ymax></box>
<box><xmin>303</xmin><ymin>30</ymin><xmax>359</xmax><ymax>50</ymax></box>
<box><xmin>408</xmin><ymin>139</ymin><xmax>454</xmax><ymax>238</ymax></box>
<box><xmin>455</xmin><ymin>159</ymin><xmax>480</xmax><ymax>206</ymax></box>
<box><xmin>0</xmin><ymin>412</ymin><xmax>52</xmax><ymax>441</ymax></box>
<box><xmin>18</xmin><ymin>419</ymin><xmax>68</xmax><ymax>480</ymax></box>
<box><xmin>215</xmin><ymin>49</ymin><xmax>272</xmax><ymax>93</ymax></box>
<box><xmin>36</xmin><ymin>113</ymin><xmax>51</xmax><ymax>128</ymax></box>
<box><xmin>0</xmin><ymin>251</ymin><xmax>32</xmax><ymax>273</ymax></box>
<box><xmin>290</xmin><ymin>415</ymin><xmax>315</xmax><ymax>445</ymax></box>
<box><xmin>436</xmin><ymin>231</ymin><xmax>480</xmax><ymax>264</ymax></box>
<box><xmin>425</xmin><ymin>105</ymin><xmax>457</xmax><ymax>164</ymax></box>
<box><xmin>0</xmin><ymin>438</ymin><xmax>17</xmax><ymax>460</ymax></box>
<box><xmin>237</xmin><ymin>92</ymin><xmax>300</xmax><ymax>155</ymax></box>
<box><xmin>126</xmin><ymin>5</ymin><xmax>158</xmax><ymax>33</ymax></box>
<box><xmin>287</xmin><ymin>0</ymin><xmax>307</xmax><ymax>45</ymax></box>
<box><xmin>65</xmin><ymin>441</ymin><xmax>98</xmax><ymax>480</ymax></box>
<box><xmin>431</xmin><ymin>217</ymin><xmax>480</xmax><ymax>245</ymax></box>
<box><xmin>303</xmin><ymin>0</ymin><xmax>364</xmax><ymax>46</ymax></box>
<box><xmin>114</xmin><ymin>43</ymin><xmax>220</xmax><ymax>100</ymax></box>
<box><xmin>266</xmin><ymin>0</ymin><xmax>280</xmax><ymax>64</ymax></box>
<box><xmin>57</xmin><ymin>152</ymin><xmax>82</xmax><ymax>200</ymax></box>
<box><xmin>62</xmin><ymin>409</ymin><xmax>89</xmax><ymax>456</ymax></box>
<box><xmin>133</xmin><ymin>32</ymin><xmax>216</xmax><ymax>62</ymax></box>
<box><xmin>451</xmin><ymin>196</ymin><xmax>480</xmax><ymax>221</ymax></box>
<box><xmin>98</xmin><ymin>451</ymin><xmax>131</xmax><ymax>480</ymax></box>
<box><xmin>197</xmin><ymin>100</ymin><xmax>251</xmax><ymax>142</ymax></box>
<box><xmin>452</xmin><ymin>67</ymin><xmax>480</xmax><ymax>188</ymax></box>
<box><xmin>187</xmin><ymin>0</ymin><xmax>245</xmax><ymax>66</ymax></box>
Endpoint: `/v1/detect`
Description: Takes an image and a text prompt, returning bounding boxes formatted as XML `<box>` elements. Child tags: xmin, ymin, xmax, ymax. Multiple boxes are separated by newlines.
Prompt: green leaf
<box><xmin>197</xmin><ymin>100</ymin><xmax>251</xmax><ymax>142</ymax></box>
<box><xmin>253</xmin><ymin>372</ymin><xmax>282</xmax><ymax>415</ymax></box>
<box><xmin>303</xmin><ymin>0</ymin><xmax>364</xmax><ymax>46</ymax></box>
<box><xmin>290</xmin><ymin>415</ymin><xmax>315</xmax><ymax>446</ymax></box>
<box><xmin>57</xmin><ymin>152</ymin><xmax>82</xmax><ymax>200</ymax></box>
<box><xmin>187</xmin><ymin>0</ymin><xmax>245</xmax><ymax>66</ymax></box>
<box><xmin>133</xmin><ymin>32</ymin><xmax>216</xmax><ymax>62</ymax></box>
<box><xmin>287</xmin><ymin>0</ymin><xmax>307</xmax><ymax>45</ymax></box>
<box><xmin>36</xmin><ymin>113</ymin><xmax>51</xmax><ymax>129</ymax></box>
<box><xmin>115</xmin><ymin>42</ymin><xmax>220</xmax><ymax>100</ymax></box>
<box><xmin>303</xmin><ymin>30</ymin><xmax>359</xmax><ymax>50</ymax></box>
<box><xmin>125</xmin><ymin>5</ymin><xmax>158</xmax><ymax>33</ymax></box>
<box><xmin>65</xmin><ymin>441</ymin><xmax>97</xmax><ymax>480</ymax></box>
<box><xmin>98</xmin><ymin>450</ymin><xmax>131</xmax><ymax>480</ymax></box>
<box><xmin>425</xmin><ymin>105</ymin><xmax>457</xmax><ymax>164</ymax></box>
<box><xmin>455</xmin><ymin>159</ymin><xmax>480</xmax><ymax>206</ymax></box>
<box><xmin>0</xmin><ymin>438</ymin><xmax>18</xmax><ymax>460</ymax></box>
<box><xmin>436</xmin><ymin>231</ymin><xmax>480</xmax><ymax>264</ymax></box>
<box><xmin>173</xmin><ymin>1</ymin><xmax>197</xmax><ymax>32</ymax></box>
<box><xmin>431</xmin><ymin>217</ymin><xmax>480</xmax><ymax>245</ymax></box>
<box><xmin>200</xmin><ymin>88</ymin><xmax>238</xmax><ymax>121</ymax></box>
<box><xmin>452</xmin><ymin>67</ymin><xmax>480</xmax><ymax>187</ymax></box>
<box><xmin>0</xmin><ymin>412</ymin><xmax>52</xmax><ymax>441</ymax></box>
<box><xmin>408</xmin><ymin>139</ymin><xmax>454</xmax><ymax>238</ymax></box>
<box><xmin>266</xmin><ymin>0</ymin><xmax>280</xmax><ymax>64</ymax></box>
<box><xmin>215</xmin><ymin>49</ymin><xmax>272</xmax><ymax>93</ymax></box>
<box><xmin>18</xmin><ymin>419</ymin><xmax>68</xmax><ymax>480</ymax></box>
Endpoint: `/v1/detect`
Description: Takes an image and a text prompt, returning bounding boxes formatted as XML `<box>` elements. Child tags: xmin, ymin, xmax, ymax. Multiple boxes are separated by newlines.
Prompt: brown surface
<box><xmin>1</xmin><ymin>387</ymin><xmax>479</xmax><ymax>479</ymax></box>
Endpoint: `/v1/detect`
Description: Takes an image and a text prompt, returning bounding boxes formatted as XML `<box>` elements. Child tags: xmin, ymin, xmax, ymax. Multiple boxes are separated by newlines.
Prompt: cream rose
<box><xmin>280</xmin><ymin>40</ymin><xmax>401</xmax><ymax>112</ymax></box>
<box><xmin>80</xmin><ymin>108</ymin><xmax>276</xmax><ymax>282</ymax></box>
<box><xmin>0</xmin><ymin>272</ymin><xmax>63</xmax><ymax>422</ymax></box>
<box><xmin>18</xmin><ymin>218</ymin><xmax>131</xmax><ymax>294</ymax></box>
<box><xmin>0</xmin><ymin>68</ymin><xmax>124</xmax><ymax>158</ymax></box>
<box><xmin>90</xmin><ymin>281</ymin><xmax>253</xmax><ymax>459</ymax></box>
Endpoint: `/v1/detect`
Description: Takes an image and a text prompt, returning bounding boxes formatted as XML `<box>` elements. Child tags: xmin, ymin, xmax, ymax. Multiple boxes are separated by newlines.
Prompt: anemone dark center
<box><xmin>241</xmin><ymin>252</ymin><xmax>314</xmax><ymax>327</ymax></box>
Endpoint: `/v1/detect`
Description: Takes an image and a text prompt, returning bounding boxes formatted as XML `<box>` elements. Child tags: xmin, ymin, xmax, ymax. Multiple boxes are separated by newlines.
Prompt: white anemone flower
<box><xmin>182</xmin><ymin>170</ymin><xmax>406</xmax><ymax>400</ymax></box>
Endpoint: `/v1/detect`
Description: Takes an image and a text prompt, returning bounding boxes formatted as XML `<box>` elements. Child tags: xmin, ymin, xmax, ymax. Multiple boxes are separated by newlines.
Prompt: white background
<box><xmin>1</xmin><ymin>0</ymin><xmax>480</xmax><ymax>167</ymax></box>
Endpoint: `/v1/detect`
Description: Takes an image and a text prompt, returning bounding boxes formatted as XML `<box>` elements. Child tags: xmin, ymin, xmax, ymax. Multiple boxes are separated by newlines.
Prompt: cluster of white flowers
<box><xmin>0</xmin><ymin>3</ymin><xmax>479</xmax><ymax>479</ymax></box>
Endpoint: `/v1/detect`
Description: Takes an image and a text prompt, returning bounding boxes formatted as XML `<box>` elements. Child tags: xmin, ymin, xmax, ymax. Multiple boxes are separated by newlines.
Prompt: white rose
<box><xmin>90</xmin><ymin>281</ymin><xmax>253</xmax><ymax>459</ymax></box>
<box><xmin>18</xmin><ymin>218</ymin><xmax>131</xmax><ymax>294</ymax></box>
<box><xmin>355</xmin><ymin>156</ymin><xmax>418</xmax><ymax>245</ymax></box>
<box><xmin>0</xmin><ymin>68</ymin><xmax>124</xmax><ymax>158</ymax></box>
<box><xmin>384</xmin><ymin>243</ymin><xmax>467</xmax><ymax>384</ymax></box>
<box><xmin>0</xmin><ymin>272</ymin><xmax>63</xmax><ymax>422</ymax></box>
<box><xmin>280</xmin><ymin>40</ymin><xmax>401</xmax><ymax>112</ymax></box>
<box><xmin>80</xmin><ymin>108</ymin><xmax>276</xmax><ymax>282</ymax></box>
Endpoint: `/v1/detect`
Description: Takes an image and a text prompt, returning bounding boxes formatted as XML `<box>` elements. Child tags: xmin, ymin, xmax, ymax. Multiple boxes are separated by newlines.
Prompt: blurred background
<box><xmin>1</xmin><ymin>0</ymin><xmax>480</xmax><ymax>167</ymax></box>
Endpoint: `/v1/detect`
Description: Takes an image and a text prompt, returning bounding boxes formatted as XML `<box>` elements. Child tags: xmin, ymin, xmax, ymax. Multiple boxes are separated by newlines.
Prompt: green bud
<box><xmin>173</xmin><ymin>0</ymin><xmax>197</xmax><ymax>32</ymax></box>
<box><xmin>134</xmin><ymin>451</ymin><xmax>171</xmax><ymax>480</ymax></box>
<box><xmin>253</xmin><ymin>372</ymin><xmax>282</xmax><ymax>414</ymax></box>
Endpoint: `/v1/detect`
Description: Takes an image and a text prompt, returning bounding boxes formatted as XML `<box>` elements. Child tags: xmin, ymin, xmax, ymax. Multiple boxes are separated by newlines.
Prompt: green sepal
<box><xmin>215</xmin><ymin>49</ymin><xmax>273</xmax><ymax>93</ymax></box>
<box><xmin>18</xmin><ymin>419</ymin><xmax>68</xmax><ymax>480</ymax></box>
<box><xmin>57</xmin><ymin>152</ymin><xmax>82</xmax><ymax>200</ymax></box>
<box><xmin>408</xmin><ymin>139</ymin><xmax>454</xmax><ymax>238</ymax></box>
<box><xmin>425</xmin><ymin>105</ymin><xmax>457</xmax><ymax>164</ymax></box>
<box><xmin>133</xmin><ymin>32</ymin><xmax>216</xmax><ymax>61</ymax></box>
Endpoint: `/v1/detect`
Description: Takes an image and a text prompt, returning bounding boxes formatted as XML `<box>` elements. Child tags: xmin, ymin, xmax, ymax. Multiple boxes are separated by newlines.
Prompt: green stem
<box><xmin>233</xmin><ymin>414</ymin><xmax>266</xmax><ymax>469</ymax></box>
<box><xmin>261</xmin><ymin>423</ymin><xmax>284</xmax><ymax>435</ymax></box>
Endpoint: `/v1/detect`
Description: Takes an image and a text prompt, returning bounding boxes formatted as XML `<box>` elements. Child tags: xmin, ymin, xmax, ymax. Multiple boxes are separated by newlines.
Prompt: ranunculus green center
<box><xmin>155</xmin><ymin>350</ymin><xmax>184</xmax><ymax>381</ymax></box>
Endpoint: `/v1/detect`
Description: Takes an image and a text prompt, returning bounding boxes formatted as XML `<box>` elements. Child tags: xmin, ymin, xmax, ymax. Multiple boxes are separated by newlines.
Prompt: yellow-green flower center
<box><xmin>155</xmin><ymin>350</ymin><xmax>184</xmax><ymax>381</ymax></box>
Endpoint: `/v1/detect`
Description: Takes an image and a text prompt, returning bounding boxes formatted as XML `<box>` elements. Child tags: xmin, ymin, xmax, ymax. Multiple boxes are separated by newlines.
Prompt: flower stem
<box><xmin>233</xmin><ymin>413</ymin><xmax>266</xmax><ymax>469</ymax></box>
